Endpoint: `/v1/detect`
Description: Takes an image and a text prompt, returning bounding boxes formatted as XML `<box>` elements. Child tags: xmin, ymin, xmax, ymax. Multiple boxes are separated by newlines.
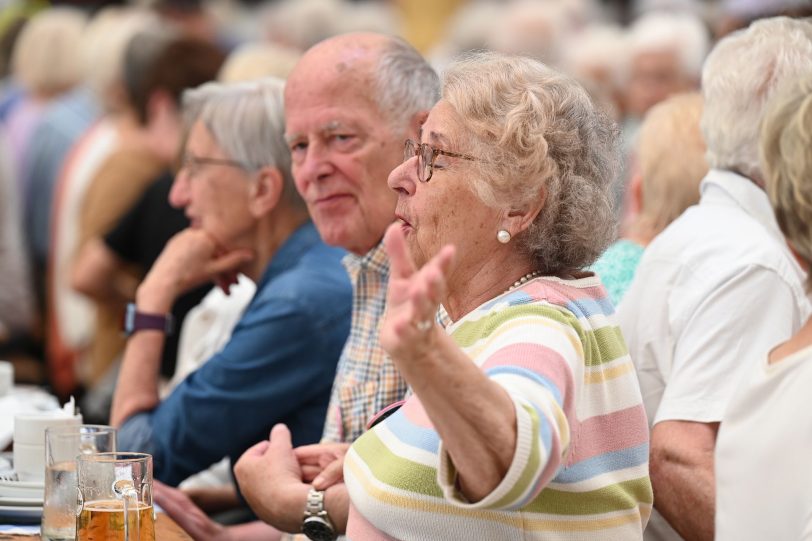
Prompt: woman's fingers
<box><xmin>312</xmin><ymin>456</ymin><xmax>346</xmax><ymax>490</ymax></box>
<box><xmin>301</xmin><ymin>464</ymin><xmax>322</xmax><ymax>483</ymax></box>
<box><xmin>384</xmin><ymin>222</ymin><xmax>417</xmax><ymax>279</ymax></box>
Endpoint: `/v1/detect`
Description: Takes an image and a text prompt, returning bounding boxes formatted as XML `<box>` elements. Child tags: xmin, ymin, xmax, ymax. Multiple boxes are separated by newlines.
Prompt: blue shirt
<box><xmin>23</xmin><ymin>86</ymin><xmax>98</xmax><ymax>263</ymax></box>
<box><xmin>118</xmin><ymin>222</ymin><xmax>352</xmax><ymax>486</ymax></box>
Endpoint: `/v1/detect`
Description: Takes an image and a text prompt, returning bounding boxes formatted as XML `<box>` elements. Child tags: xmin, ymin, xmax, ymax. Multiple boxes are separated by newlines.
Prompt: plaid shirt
<box><xmin>321</xmin><ymin>241</ymin><xmax>407</xmax><ymax>444</ymax></box>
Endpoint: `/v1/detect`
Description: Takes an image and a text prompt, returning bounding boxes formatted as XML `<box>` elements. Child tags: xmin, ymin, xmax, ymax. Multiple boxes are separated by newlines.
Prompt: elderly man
<box><xmin>222</xmin><ymin>33</ymin><xmax>437</xmax><ymax>539</ymax></box>
<box><xmin>624</xmin><ymin>12</ymin><xmax>709</xmax><ymax>119</ymax></box>
<box><xmin>618</xmin><ymin>17</ymin><xmax>812</xmax><ymax>541</ymax></box>
<box><xmin>110</xmin><ymin>79</ymin><xmax>352</xmax><ymax>487</ymax></box>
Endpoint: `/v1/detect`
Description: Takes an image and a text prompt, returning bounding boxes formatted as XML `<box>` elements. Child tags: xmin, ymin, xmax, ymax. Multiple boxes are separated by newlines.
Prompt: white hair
<box><xmin>444</xmin><ymin>52</ymin><xmax>621</xmax><ymax>273</ymax></box>
<box><xmin>335</xmin><ymin>2</ymin><xmax>399</xmax><ymax>36</ymax></box>
<box><xmin>373</xmin><ymin>36</ymin><xmax>440</xmax><ymax>135</ymax></box>
<box><xmin>487</xmin><ymin>0</ymin><xmax>569</xmax><ymax>64</ymax></box>
<box><xmin>12</xmin><ymin>7</ymin><xmax>87</xmax><ymax>96</ymax></box>
<box><xmin>701</xmin><ymin>17</ymin><xmax>812</xmax><ymax>179</ymax></box>
<box><xmin>218</xmin><ymin>42</ymin><xmax>301</xmax><ymax>83</ymax></box>
<box><xmin>629</xmin><ymin>12</ymin><xmax>710</xmax><ymax>80</ymax></box>
<box><xmin>183</xmin><ymin>78</ymin><xmax>303</xmax><ymax>208</ymax></box>
<box><xmin>428</xmin><ymin>1</ymin><xmax>502</xmax><ymax>71</ymax></box>
<box><xmin>562</xmin><ymin>24</ymin><xmax>629</xmax><ymax>90</ymax></box>
<box><xmin>80</xmin><ymin>8</ymin><xmax>162</xmax><ymax>110</ymax></box>
<box><xmin>263</xmin><ymin>0</ymin><xmax>345</xmax><ymax>52</ymax></box>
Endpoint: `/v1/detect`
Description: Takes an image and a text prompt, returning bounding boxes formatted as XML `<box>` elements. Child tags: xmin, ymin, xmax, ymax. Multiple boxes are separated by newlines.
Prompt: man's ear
<box><xmin>146</xmin><ymin>89</ymin><xmax>174</xmax><ymax>126</ymax></box>
<box><xmin>628</xmin><ymin>171</ymin><xmax>644</xmax><ymax>213</ymax></box>
<box><xmin>249</xmin><ymin>166</ymin><xmax>284</xmax><ymax>217</ymax></box>
<box><xmin>787</xmin><ymin>240</ymin><xmax>810</xmax><ymax>274</ymax></box>
<box><xmin>501</xmin><ymin>186</ymin><xmax>547</xmax><ymax>239</ymax></box>
<box><xmin>406</xmin><ymin>110</ymin><xmax>430</xmax><ymax>140</ymax></box>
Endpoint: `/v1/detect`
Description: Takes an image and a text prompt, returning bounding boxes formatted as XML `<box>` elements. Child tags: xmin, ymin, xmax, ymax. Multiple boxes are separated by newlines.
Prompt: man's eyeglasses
<box><xmin>181</xmin><ymin>153</ymin><xmax>251</xmax><ymax>178</ymax></box>
<box><xmin>403</xmin><ymin>139</ymin><xmax>476</xmax><ymax>183</ymax></box>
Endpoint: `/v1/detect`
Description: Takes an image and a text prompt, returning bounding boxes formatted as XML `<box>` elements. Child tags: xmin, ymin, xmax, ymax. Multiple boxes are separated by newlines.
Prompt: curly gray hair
<box><xmin>443</xmin><ymin>51</ymin><xmax>620</xmax><ymax>274</ymax></box>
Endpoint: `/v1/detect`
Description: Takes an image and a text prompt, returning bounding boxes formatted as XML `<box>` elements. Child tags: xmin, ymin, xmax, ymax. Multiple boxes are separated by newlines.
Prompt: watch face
<box><xmin>302</xmin><ymin>517</ymin><xmax>337</xmax><ymax>541</ymax></box>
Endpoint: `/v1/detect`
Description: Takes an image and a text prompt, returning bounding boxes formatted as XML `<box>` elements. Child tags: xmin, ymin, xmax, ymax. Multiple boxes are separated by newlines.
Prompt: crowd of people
<box><xmin>1</xmin><ymin>0</ymin><xmax>811</xmax><ymax>540</ymax></box>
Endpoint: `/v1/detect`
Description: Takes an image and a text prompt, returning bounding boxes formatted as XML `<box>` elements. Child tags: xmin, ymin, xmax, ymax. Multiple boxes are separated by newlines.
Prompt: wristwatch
<box><xmin>123</xmin><ymin>303</ymin><xmax>174</xmax><ymax>337</ymax></box>
<box><xmin>302</xmin><ymin>488</ymin><xmax>337</xmax><ymax>541</ymax></box>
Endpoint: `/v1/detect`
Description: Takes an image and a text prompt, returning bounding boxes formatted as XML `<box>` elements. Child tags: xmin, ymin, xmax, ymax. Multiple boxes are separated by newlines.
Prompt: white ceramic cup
<box><xmin>13</xmin><ymin>412</ymin><xmax>82</xmax><ymax>482</ymax></box>
<box><xmin>0</xmin><ymin>360</ymin><xmax>12</xmax><ymax>397</ymax></box>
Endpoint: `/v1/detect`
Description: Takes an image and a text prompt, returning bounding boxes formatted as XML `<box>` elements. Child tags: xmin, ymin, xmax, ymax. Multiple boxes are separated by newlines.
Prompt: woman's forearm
<box><xmin>393</xmin><ymin>329</ymin><xmax>517</xmax><ymax>502</ymax></box>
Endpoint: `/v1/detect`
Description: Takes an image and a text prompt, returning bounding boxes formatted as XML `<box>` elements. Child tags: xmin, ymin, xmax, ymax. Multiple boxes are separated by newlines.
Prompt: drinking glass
<box><xmin>41</xmin><ymin>425</ymin><xmax>116</xmax><ymax>541</ymax></box>
<box><xmin>76</xmin><ymin>452</ymin><xmax>155</xmax><ymax>541</ymax></box>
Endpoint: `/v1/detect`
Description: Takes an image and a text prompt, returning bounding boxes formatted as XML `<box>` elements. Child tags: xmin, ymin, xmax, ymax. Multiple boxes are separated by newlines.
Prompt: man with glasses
<box><xmin>109</xmin><ymin>79</ymin><xmax>352</xmax><ymax>491</ymax></box>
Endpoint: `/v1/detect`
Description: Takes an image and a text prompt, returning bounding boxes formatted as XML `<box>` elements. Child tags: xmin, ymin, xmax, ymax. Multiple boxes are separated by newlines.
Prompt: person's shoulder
<box><xmin>466</xmin><ymin>278</ymin><xmax>606</xmax><ymax>335</ymax></box>
<box><xmin>643</xmin><ymin>201</ymin><xmax>793</xmax><ymax>285</ymax></box>
<box><xmin>252</xmin><ymin>240</ymin><xmax>352</xmax><ymax>314</ymax></box>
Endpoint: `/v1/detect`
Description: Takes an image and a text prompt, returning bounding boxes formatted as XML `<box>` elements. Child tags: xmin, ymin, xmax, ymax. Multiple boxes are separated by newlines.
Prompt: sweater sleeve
<box><xmin>437</xmin><ymin>303</ymin><xmax>582</xmax><ymax>510</ymax></box>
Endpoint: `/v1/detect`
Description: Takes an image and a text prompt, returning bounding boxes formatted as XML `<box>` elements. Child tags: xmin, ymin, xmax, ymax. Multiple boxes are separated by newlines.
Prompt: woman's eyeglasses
<box><xmin>403</xmin><ymin>139</ymin><xmax>475</xmax><ymax>183</ymax></box>
<box><xmin>180</xmin><ymin>153</ymin><xmax>251</xmax><ymax>178</ymax></box>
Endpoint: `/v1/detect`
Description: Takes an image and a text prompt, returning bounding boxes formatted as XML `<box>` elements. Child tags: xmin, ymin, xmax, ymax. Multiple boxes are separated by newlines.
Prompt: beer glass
<box><xmin>76</xmin><ymin>452</ymin><xmax>155</xmax><ymax>541</ymax></box>
<box><xmin>42</xmin><ymin>425</ymin><xmax>116</xmax><ymax>541</ymax></box>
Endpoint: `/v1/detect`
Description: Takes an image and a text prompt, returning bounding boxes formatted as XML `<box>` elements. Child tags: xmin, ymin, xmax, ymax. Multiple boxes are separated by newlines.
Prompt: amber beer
<box><xmin>76</xmin><ymin>500</ymin><xmax>155</xmax><ymax>541</ymax></box>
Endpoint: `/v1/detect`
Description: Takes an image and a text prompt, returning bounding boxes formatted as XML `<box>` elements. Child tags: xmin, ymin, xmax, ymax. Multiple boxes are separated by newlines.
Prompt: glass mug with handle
<box><xmin>42</xmin><ymin>425</ymin><xmax>117</xmax><ymax>541</ymax></box>
<box><xmin>76</xmin><ymin>452</ymin><xmax>155</xmax><ymax>541</ymax></box>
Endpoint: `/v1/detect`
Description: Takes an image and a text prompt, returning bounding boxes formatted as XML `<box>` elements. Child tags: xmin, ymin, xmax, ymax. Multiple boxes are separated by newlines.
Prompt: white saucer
<box><xmin>0</xmin><ymin>503</ymin><xmax>42</xmax><ymax>524</ymax></box>
<box><xmin>0</xmin><ymin>478</ymin><xmax>44</xmax><ymax>499</ymax></box>
<box><xmin>0</xmin><ymin>495</ymin><xmax>42</xmax><ymax>506</ymax></box>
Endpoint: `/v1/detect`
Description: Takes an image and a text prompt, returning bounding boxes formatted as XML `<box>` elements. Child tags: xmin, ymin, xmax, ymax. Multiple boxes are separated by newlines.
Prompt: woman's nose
<box><xmin>169</xmin><ymin>169</ymin><xmax>191</xmax><ymax>208</ymax></box>
<box><xmin>388</xmin><ymin>159</ymin><xmax>417</xmax><ymax>195</ymax></box>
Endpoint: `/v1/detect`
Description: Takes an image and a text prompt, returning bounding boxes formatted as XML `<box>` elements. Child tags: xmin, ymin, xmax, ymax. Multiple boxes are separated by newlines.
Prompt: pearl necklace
<box><xmin>507</xmin><ymin>270</ymin><xmax>542</xmax><ymax>292</ymax></box>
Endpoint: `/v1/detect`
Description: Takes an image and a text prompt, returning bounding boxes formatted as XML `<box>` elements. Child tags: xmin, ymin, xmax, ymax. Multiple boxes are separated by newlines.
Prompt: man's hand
<box><xmin>137</xmin><ymin>229</ymin><xmax>254</xmax><ymax>312</ymax></box>
<box><xmin>154</xmin><ymin>480</ymin><xmax>283</xmax><ymax>541</ymax></box>
<box><xmin>234</xmin><ymin>424</ymin><xmax>310</xmax><ymax>533</ymax></box>
<box><xmin>153</xmin><ymin>480</ymin><xmax>232</xmax><ymax>541</ymax></box>
<box><xmin>294</xmin><ymin>442</ymin><xmax>350</xmax><ymax>488</ymax></box>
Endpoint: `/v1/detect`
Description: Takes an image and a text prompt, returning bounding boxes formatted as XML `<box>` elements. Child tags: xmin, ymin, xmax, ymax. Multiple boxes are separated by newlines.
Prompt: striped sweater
<box><xmin>344</xmin><ymin>275</ymin><xmax>652</xmax><ymax>540</ymax></box>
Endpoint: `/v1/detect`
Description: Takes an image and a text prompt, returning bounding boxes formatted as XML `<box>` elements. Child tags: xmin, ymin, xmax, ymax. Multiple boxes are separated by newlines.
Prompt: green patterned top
<box><xmin>590</xmin><ymin>239</ymin><xmax>645</xmax><ymax>307</ymax></box>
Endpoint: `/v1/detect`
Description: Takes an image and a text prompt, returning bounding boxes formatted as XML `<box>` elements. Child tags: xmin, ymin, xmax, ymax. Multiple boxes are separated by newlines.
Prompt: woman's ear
<box><xmin>249</xmin><ymin>166</ymin><xmax>284</xmax><ymax>217</ymax></box>
<box><xmin>502</xmin><ymin>186</ymin><xmax>546</xmax><ymax>238</ymax></box>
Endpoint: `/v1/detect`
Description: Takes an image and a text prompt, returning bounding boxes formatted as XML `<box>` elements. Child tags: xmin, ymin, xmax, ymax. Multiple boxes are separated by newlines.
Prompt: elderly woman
<box><xmin>340</xmin><ymin>52</ymin><xmax>652</xmax><ymax>539</ymax></box>
<box><xmin>111</xmin><ymin>78</ymin><xmax>351</xmax><ymax>490</ymax></box>
<box><xmin>715</xmin><ymin>77</ymin><xmax>812</xmax><ymax>541</ymax></box>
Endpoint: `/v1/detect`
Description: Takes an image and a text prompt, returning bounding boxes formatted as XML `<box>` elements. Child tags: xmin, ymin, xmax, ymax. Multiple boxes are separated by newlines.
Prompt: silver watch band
<box><xmin>305</xmin><ymin>488</ymin><xmax>326</xmax><ymax>516</ymax></box>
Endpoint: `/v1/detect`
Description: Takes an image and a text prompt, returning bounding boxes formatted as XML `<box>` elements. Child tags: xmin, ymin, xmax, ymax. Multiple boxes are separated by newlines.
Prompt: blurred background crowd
<box><xmin>0</xmin><ymin>0</ymin><xmax>809</xmax><ymax>421</ymax></box>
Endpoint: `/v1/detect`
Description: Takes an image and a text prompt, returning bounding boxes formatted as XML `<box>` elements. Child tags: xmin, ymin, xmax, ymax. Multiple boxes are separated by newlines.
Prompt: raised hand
<box><xmin>380</xmin><ymin>223</ymin><xmax>455</xmax><ymax>361</ymax></box>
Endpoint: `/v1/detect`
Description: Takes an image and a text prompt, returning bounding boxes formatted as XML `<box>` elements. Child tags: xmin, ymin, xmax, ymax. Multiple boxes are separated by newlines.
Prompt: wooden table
<box><xmin>0</xmin><ymin>513</ymin><xmax>192</xmax><ymax>540</ymax></box>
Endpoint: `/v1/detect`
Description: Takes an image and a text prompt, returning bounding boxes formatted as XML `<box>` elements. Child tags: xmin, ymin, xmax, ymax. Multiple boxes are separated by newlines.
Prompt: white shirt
<box><xmin>167</xmin><ymin>274</ymin><xmax>255</xmax><ymax>491</ymax></box>
<box><xmin>52</xmin><ymin>121</ymin><xmax>118</xmax><ymax>351</ymax></box>
<box><xmin>617</xmin><ymin>169</ymin><xmax>811</xmax><ymax>541</ymax></box>
<box><xmin>716</xmin><ymin>344</ymin><xmax>812</xmax><ymax>541</ymax></box>
<box><xmin>169</xmin><ymin>273</ymin><xmax>256</xmax><ymax>390</ymax></box>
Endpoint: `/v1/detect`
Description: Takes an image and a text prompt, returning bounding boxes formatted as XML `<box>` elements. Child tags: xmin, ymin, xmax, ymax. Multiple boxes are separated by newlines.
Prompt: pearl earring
<box><xmin>497</xmin><ymin>230</ymin><xmax>511</xmax><ymax>244</ymax></box>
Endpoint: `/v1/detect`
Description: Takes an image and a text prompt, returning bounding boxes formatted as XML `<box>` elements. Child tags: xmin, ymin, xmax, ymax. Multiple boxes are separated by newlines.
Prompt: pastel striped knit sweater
<box><xmin>344</xmin><ymin>276</ymin><xmax>652</xmax><ymax>540</ymax></box>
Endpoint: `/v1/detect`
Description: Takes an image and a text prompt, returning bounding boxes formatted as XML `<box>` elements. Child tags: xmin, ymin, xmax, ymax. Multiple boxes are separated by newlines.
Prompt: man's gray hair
<box><xmin>373</xmin><ymin>36</ymin><xmax>440</xmax><ymax>133</ymax></box>
<box><xmin>701</xmin><ymin>16</ymin><xmax>812</xmax><ymax>180</ymax></box>
<box><xmin>182</xmin><ymin>78</ymin><xmax>303</xmax><ymax>208</ymax></box>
